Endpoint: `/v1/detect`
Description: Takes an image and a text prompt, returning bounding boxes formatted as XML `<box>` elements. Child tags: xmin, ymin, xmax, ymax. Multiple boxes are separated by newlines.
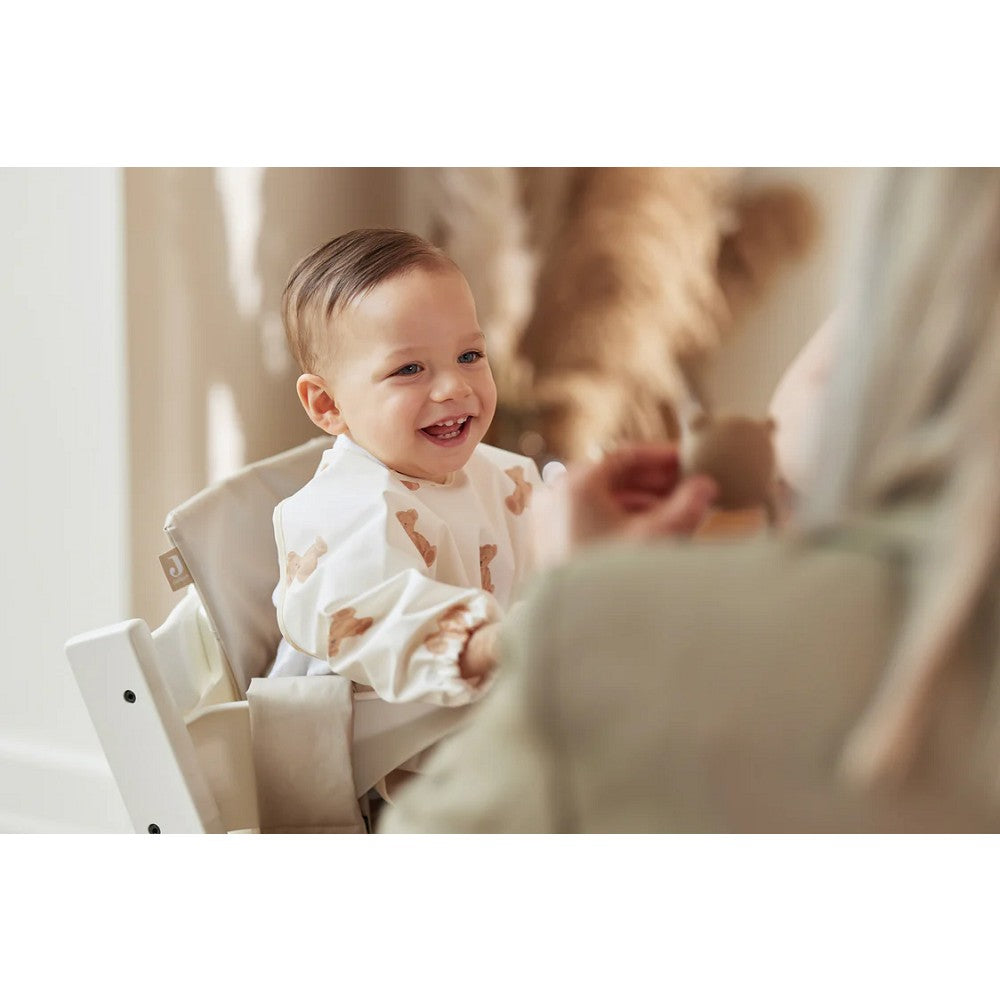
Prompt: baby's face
<box><xmin>321</xmin><ymin>265</ymin><xmax>497</xmax><ymax>483</ymax></box>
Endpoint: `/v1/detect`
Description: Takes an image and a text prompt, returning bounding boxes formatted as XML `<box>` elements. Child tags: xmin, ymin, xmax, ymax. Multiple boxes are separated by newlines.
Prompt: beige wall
<box><xmin>126</xmin><ymin>168</ymin><xmax>414</xmax><ymax>626</ymax></box>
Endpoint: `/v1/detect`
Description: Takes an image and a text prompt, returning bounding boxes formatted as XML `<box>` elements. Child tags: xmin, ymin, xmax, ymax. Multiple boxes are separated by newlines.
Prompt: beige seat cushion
<box><xmin>247</xmin><ymin>675</ymin><xmax>365</xmax><ymax>833</ymax></box>
<box><xmin>164</xmin><ymin>436</ymin><xmax>330</xmax><ymax>697</ymax></box>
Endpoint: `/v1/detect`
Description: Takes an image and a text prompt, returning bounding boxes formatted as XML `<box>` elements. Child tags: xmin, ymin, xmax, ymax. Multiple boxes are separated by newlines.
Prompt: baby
<box><xmin>269</xmin><ymin>229</ymin><xmax>541</xmax><ymax>705</ymax></box>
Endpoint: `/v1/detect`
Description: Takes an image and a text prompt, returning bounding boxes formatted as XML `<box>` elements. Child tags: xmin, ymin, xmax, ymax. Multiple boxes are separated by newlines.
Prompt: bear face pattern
<box><xmin>479</xmin><ymin>544</ymin><xmax>497</xmax><ymax>593</ymax></box>
<box><xmin>396</xmin><ymin>509</ymin><xmax>437</xmax><ymax>567</ymax></box>
<box><xmin>423</xmin><ymin>604</ymin><xmax>474</xmax><ymax>655</ymax></box>
<box><xmin>504</xmin><ymin>467</ymin><xmax>532</xmax><ymax>515</ymax></box>
<box><xmin>286</xmin><ymin>536</ymin><xmax>329</xmax><ymax>583</ymax></box>
<box><xmin>328</xmin><ymin>607</ymin><xmax>374</xmax><ymax>657</ymax></box>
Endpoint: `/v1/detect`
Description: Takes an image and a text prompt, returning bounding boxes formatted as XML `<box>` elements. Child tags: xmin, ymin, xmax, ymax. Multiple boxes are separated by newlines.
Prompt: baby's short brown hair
<box><xmin>282</xmin><ymin>228</ymin><xmax>454</xmax><ymax>373</ymax></box>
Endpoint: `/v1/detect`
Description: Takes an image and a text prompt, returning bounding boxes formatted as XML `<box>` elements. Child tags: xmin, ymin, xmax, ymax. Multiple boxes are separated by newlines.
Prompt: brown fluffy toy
<box><xmin>681</xmin><ymin>413</ymin><xmax>780</xmax><ymax>526</ymax></box>
<box><xmin>427</xmin><ymin>167</ymin><xmax>817</xmax><ymax>464</ymax></box>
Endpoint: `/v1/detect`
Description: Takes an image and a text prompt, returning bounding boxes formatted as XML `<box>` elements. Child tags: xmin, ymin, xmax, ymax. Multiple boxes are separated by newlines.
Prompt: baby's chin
<box><xmin>408</xmin><ymin>455</ymin><xmax>470</xmax><ymax>484</ymax></box>
<box><xmin>402</xmin><ymin>439</ymin><xmax>482</xmax><ymax>482</ymax></box>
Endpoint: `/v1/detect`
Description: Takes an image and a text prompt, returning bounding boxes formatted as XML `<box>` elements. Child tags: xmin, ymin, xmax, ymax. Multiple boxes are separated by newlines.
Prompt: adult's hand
<box><xmin>534</xmin><ymin>443</ymin><xmax>718</xmax><ymax>567</ymax></box>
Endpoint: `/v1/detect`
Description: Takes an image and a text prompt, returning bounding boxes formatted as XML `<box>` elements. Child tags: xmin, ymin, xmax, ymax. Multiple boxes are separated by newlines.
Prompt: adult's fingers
<box><xmin>611</xmin><ymin>489</ymin><xmax>669</xmax><ymax>513</ymax></box>
<box><xmin>591</xmin><ymin>443</ymin><xmax>681</xmax><ymax>492</ymax></box>
<box><xmin>627</xmin><ymin>475</ymin><xmax>718</xmax><ymax>538</ymax></box>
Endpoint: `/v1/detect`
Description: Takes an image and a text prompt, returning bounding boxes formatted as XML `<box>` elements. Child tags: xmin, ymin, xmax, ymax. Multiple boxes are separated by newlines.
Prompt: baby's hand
<box><xmin>458</xmin><ymin>622</ymin><xmax>500</xmax><ymax>684</ymax></box>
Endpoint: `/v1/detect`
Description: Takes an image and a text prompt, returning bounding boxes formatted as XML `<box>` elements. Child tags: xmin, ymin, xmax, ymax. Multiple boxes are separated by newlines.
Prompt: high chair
<box><xmin>65</xmin><ymin>436</ymin><xmax>469</xmax><ymax>833</ymax></box>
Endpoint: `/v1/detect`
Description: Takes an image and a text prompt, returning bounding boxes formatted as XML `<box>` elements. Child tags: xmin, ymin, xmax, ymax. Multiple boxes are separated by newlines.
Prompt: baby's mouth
<box><xmin>420</xmin><ymin>416</ymin><xmax>472</xmax><ymax>441</ymax></box>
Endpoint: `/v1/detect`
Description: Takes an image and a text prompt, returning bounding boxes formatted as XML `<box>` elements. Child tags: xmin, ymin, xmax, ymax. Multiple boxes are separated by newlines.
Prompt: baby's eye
<box><xmin>458</xmin><ymin>350</ymin><xmax>485</xmax><ymax>364</ymax></box>
<box><xmin>392</xmin><ymin>363</ymin><xmax>423</xmax><ymax>377</ymax></box>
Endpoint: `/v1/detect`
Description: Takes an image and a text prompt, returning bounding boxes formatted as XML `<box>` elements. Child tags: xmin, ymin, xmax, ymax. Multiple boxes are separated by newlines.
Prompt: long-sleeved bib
<box><xmin>272</xmin><ymin>435</ymin><xmax>540</xmax><ymax>706</ymax></box>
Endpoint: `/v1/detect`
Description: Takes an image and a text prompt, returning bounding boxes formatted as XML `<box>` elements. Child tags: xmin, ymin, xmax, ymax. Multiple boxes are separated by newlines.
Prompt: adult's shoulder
<box><xmin>529</xmin><ymin>534</ymin><xmax>897</xmax><ymax>637</ymax></box>
<box><xmin>511</xmin><ymin>533</ymin><xmax>902</xmax><ymax>718</ymax></box>
<box><xmin>499</xmin><ymin>534</ymin><xmax>905</xmax><ymax>830</ymax></box>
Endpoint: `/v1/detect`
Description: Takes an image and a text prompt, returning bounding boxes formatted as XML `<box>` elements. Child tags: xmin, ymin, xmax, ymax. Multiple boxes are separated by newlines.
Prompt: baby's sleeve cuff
<box><xmin>395</xmin><ymin>591</ymin><xmax>500</xmax><ymax>707</ymax></box>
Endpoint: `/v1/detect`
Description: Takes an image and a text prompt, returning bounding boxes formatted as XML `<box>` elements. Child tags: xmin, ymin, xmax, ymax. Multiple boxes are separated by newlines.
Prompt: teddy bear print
<box><xmin>423</xmin><ymin>604</ymin><xmax>474</xmax><ymax>654</ymax></box>
<box><xmin>401</xmin><ymin>480</ymin><xmax>421</xmax><ymax>491</ymax></box>
<box><xmin>396</xmin><ymin>509</ymin><xmax>437</xmax><ymax>567</ymax></box>
<box><xmin>327</xmin><ymin>607</ymin><xmax>374</xmax><ymax>657</ymax></box>
<box><xmin>504</xmin><ymin>467</ymin><xmax>532</xmax><ymax>515</ymax></box>
<box><xmin>286</xmin><ymin>537</ymin><xmax>328</xmax><ymax>583</ymax></box>
<box><xmin>479</xmin><ymin>544</ymin><xmax>497</xmax><ymax>593</ymax></box>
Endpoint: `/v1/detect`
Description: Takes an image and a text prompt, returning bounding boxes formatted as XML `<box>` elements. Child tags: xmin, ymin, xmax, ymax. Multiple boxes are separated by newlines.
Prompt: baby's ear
<box><xmin>297</xmin><ymin>374</ymin><xmax>346</xmax><ymax>435</ymax></box>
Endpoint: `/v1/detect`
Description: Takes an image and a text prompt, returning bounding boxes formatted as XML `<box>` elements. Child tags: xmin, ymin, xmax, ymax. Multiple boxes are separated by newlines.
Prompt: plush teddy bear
<box><xmin>396</xmin><ymin>509</ymin><xmax>437</xmax><ymax>567</ymax></box>
<box><xmin>680</xmin><ymin>413</ymin><xmax>779</xmax><ymax>524</ymax></box>
<box><xmin>327</xmin><ymin>607</ymin><xmax>374</xmax><ymax>657</ymax></box>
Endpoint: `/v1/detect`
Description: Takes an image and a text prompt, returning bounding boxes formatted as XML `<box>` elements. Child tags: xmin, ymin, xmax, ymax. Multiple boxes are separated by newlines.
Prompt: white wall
<box><xmin>0</xmin><ymin>169</ymin><xmax>132</xmax><ymax>831</ymax></box>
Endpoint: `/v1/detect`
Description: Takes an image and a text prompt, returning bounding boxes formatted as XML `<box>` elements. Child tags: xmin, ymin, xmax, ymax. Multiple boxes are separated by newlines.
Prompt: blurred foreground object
<box><xmin>681</xmin><ymin>412</ymin><xmax>780</xmax><ymax>527</ymax></box>
<box><xmin>681</xmin><ymin>413</ymin><xmax>777</xmax><ymax>510</ymax></box>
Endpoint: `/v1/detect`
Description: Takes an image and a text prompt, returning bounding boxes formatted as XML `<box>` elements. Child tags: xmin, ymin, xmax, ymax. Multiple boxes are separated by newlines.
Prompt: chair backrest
<box><xmin>163</xmin><ymin>435</ymin><xmax>330</xmax><ymax>698</ymax></box>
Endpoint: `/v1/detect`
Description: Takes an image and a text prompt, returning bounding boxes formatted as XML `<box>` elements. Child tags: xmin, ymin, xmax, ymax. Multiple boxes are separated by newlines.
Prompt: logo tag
<box><xmin>159</xmin><ymin>548</ymin><xmax>193</xmax><ymax>591</ymax></box>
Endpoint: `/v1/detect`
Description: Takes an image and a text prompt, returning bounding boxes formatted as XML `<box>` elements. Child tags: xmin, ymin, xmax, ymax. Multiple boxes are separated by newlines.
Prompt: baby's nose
<box><xmin>431</xmin><ymin>370</ymin><xmax>472</xmax><ymax>400</ymax></box>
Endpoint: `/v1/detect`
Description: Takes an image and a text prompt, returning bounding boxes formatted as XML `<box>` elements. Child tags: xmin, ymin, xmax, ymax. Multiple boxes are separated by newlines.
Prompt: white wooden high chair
<box><xmin>65</xmin><ymin>436</ymin><xmax>469</xmax><ymax>833</ymax></box>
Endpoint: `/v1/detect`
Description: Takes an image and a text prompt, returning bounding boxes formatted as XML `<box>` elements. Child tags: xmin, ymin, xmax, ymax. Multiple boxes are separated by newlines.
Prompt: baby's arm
<box><xmin>275</xmin><ymin>501</ymin><xmax>502</xmax><ymax>706</ymax></box>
